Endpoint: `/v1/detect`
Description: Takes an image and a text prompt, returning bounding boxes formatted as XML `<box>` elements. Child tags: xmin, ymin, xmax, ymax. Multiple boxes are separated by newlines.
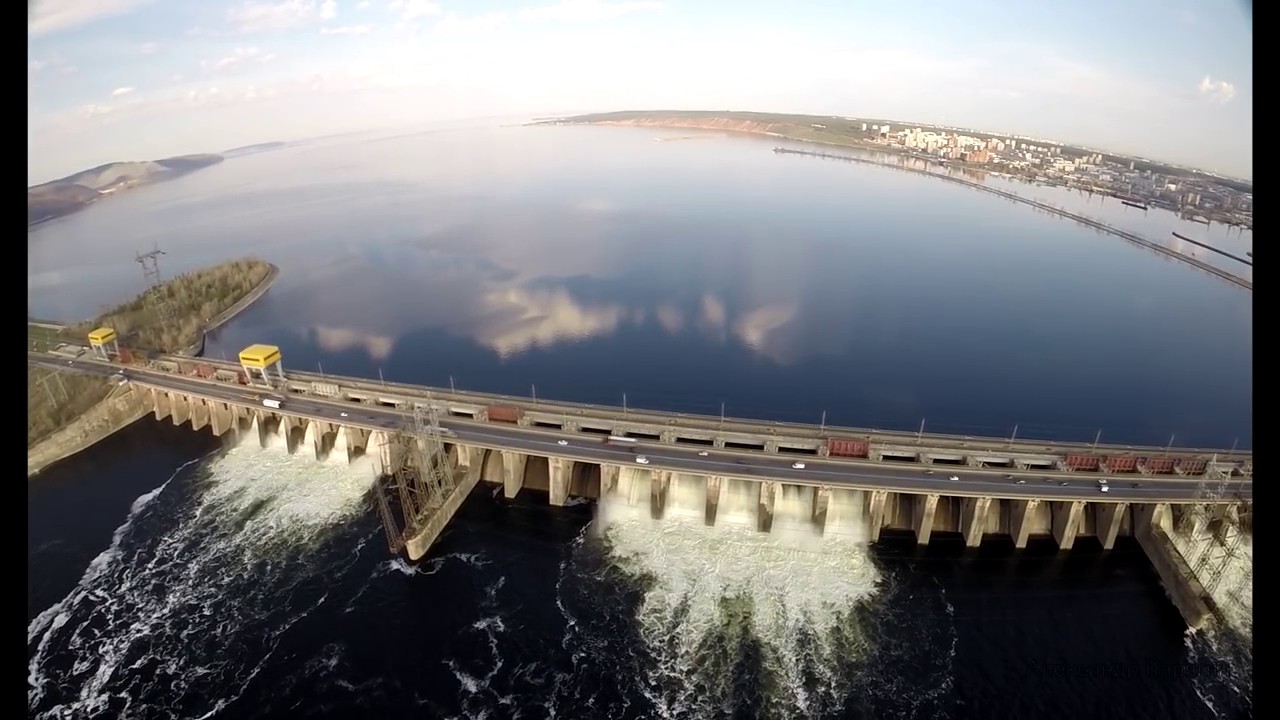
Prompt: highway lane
<box><xmin>50</xmin><ymin>349</ymin><xmax>1248</xmax><ymax>459</ymax></box>
<box><xmin>35</xmin><ymin>357</ymin><xmax>1251</xmax><ymax>504</ymax></box>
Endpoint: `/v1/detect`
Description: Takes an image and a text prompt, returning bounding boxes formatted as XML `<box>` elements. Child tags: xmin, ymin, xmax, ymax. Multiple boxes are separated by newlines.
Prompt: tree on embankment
<box><xmin>28</xmin><ymin>257</ymin><xmax>273</xmax><ymax>448</ymax></box>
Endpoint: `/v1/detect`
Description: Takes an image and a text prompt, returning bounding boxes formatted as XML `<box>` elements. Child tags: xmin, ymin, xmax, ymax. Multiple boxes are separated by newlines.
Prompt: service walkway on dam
<box><xmin>31</xmin><ymin>344</ymin><xmax>1254</xmax><ymax>631</ymax></box>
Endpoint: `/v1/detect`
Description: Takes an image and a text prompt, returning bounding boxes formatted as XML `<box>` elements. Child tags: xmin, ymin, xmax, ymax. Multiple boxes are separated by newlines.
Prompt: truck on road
<box><xmin>262</xmin><ymin>398</ymin><xmax>283</xmax><ymax>409</ymax></box>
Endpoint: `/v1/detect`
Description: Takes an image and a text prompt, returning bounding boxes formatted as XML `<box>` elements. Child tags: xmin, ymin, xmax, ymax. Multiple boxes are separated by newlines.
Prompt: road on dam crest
<box><xmin>32</xmin><ymin>355</ymin><xmax>1251</xmax><ymax>505</ymax></box>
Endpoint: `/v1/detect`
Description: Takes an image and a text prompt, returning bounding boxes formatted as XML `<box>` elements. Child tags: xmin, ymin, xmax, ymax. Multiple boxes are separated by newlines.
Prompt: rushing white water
<box><xmin>595</xmin><ymin>470</ymin><xmax>884</xmax><ymax>719</ymax></box>
<box><xmin>27</xmin><ymin>428</ymin><xmax>377</xmax><ymax>720</ymax></box>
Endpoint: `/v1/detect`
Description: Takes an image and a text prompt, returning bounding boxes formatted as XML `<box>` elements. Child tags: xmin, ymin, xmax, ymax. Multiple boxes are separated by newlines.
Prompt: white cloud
<box><xmin>321</xmin><ymin>24</ymin><xmax>373</xmax><ymax>35</ymax></box>
<box><xmin>429</xmin><ymin>0</ymin><xmax>663</xmax><ymax>35</ymax></box>
<box><xmin>357</xmin><ymin>0</ymin><xmax>371</xmax><ymax>8</ymax></box>
<box><xmin>203</xmin><ymin>47</ymin><xmax>275</xmax><ymax>72</ymax></box>
<box><xmin>389</xmin><ymin>0</ymin><xmax>441</xmax><ymax>22</ymax></box>
<box><xmin>1198</xmin><ymin>75</ymin><xmax>1236</xmax><ymax>104</ymax></box>
<box><xmin>518</xmin><ymin>0</ymin><xmax>665</xmax><ymax>23</ymax></box>
<box><xmin>137</xmin><ymin>41</ymin><xmax>159</xmax><ymax>55</ymax></box>
<box><xmin>78</xmin><ymin>104</ymin><xmax>112</xmax><ymax>118</ymax></box>
<box><xmin>29</xmin><ymin>60</ymin><xmax>49</xmax><ymax>73</ymax></box>
<box><xmin>28</xmin><ymin>0</ymin><xmax>153</xmax><ymax>37</ymax></box>
<box><xmin>434</xmin><ymin>12</ymin><xmax>510</xmax><ymax>34</ymax></box>
<box><xmin>111</xmin><ymin>86</ymin><xmax>136</xmax><ymax>96</ymax></box>
<box><xmin>226</xmin><ymin>0</ymin><xmax>332</xmax><ymax>33</ymax></box>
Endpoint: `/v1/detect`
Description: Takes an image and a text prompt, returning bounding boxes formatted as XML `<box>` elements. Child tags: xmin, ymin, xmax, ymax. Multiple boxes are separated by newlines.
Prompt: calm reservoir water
<box><xmin>28</xmin><ymin>123</ymin><xmax>1252</xmax><ymax>719</ymax></box>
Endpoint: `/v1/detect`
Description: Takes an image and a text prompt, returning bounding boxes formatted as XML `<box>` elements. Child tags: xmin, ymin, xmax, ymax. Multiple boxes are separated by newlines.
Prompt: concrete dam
<box><xmin>30</xmin><ymin>340</ymin><xmax>1253</xmax><ymax>631</ymax></box>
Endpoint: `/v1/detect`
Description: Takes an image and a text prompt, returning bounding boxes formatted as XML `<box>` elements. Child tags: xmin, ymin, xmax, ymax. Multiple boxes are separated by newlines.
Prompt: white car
<box><xmin>339</xmin><ymin>412</ymin><xmax>348</xmax><ymax>417</ymax></box>
<box><xmin>635</xmin><ymin>456</ymin><xmax>650</xmax><ymax>465</ymax></box>
<box><xmin>697</xmin><ymin>451</ymin><xmax>709</xmax><ymax>456</ymax></box>
<box><xmin>557</xmin><ymin>439</ymin><xmax>569</xmax><ymax>446</ymax></box>
<box><xmin>1015</xmin><ymin>479</ymin><xmax>1026</xmax><ymax>485</ymax></box>
<box><xmin>1099</xmin><ymin>485</ymin><xmax>1110</xmax><ymax>493</ymax></box>
<box><xmin>792</xmin><ymin>462</ymin><xmax>806</xmax><ymax>470</ymax></box>
<box><xmin>949</xmin><ymin>475</ymin><xmax>960</xmax><ymax>482</ymax></box>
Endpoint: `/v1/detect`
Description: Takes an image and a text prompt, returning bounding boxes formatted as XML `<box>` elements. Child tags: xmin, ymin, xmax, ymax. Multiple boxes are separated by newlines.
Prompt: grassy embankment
<box><xmin>27</xmin><ymin>258</ymin><xmax>272</xmax><ymax>448</ymax></box>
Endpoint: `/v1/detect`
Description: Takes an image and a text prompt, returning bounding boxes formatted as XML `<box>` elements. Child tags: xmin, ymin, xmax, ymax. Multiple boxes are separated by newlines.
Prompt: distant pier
<box><xmin>1171</xmin><ymin>232</ymin><xmax>1252</xmax><ymax>267</ymax></box>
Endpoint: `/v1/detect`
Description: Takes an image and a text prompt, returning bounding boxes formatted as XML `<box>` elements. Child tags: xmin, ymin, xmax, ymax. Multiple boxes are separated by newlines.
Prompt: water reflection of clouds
<box><xmin>289</xmin><ymin>232</ymin><xmax>637</xmax><ymax>361</ymax></box>
<box><xmin>474</xmin><ymin>286</ymin><xmax>629</xmax><ymax>357</ymax></box>
<box><xmin>296</xmin><ymin>240</ymin><xmax>814</xmax><ymax>364</ymax></box>
<box><xmin>311</xmin><ymin>326</ymin><xmax>397</xmax><ymax>360</ymax></box>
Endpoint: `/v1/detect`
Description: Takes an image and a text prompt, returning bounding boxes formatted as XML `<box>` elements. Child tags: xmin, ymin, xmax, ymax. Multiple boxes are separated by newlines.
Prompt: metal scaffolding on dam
<box><xmin>373</xmin><ymin>399</ymin><xmax>460</xmax><ymax>553</ymax></box>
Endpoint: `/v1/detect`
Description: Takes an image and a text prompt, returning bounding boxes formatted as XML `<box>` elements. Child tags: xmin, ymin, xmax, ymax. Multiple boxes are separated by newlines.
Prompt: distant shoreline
<box><xmin>28</xmin><ymin>153</ymin><xmax>225</xmax><ymax>229</ymax></box>
<box><xmin>771</xmin><ymin>147</ymin><xmax>1251</xmax><ymax>291</ymax></box>
<box><xmin>540</xmin><ymin>111</ymin><xmax>1252</xmax><ymax>192</ymax></box>
<box><xmin>542</xmin><ymin>115</ymin><xmax>1251</xmax><ymax>290</ymax></box>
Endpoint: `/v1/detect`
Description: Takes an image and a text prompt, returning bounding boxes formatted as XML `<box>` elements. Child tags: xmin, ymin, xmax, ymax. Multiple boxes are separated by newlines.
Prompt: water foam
<box><xmin>27</xmin><ymin>429</ymin><xmax>377</xmax><ymax>720</ymax></box>
<box><xmin>594</xmin><ymin>473</ymin><xmax>884</xmax><ymax>719</ymax></box>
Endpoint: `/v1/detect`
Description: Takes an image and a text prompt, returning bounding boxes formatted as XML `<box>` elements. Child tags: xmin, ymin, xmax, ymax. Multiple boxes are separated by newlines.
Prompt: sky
<box><xmin>28</xmin><ymin>0</ymin><xmax>1253</xmax><ymax>185</ymax></box>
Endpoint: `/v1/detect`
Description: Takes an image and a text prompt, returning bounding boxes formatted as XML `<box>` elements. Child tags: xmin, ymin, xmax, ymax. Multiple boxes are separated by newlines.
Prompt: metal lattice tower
<box><xmin>135</xmin><ymin>246</ymin><xmax>176</xmax><ymax>336</ymax></box>
<box><xmin>136</xmin><ymin>246</ymin><xmax>165</xmax><ymax>288</ymax></box>
<box><xmin>1202</xmin><ymin>519</ymin><xmax>1246</xmax><ymax>595</ymax></box>
<box><xmin>373</xmin><ymin>396</ymin><xmax>457</xmax><ymax>554</ymax></box>
<box><xmin>410</xmin><ymin>396</ymin><xmax>455</xmax><ymax>511</ymax></box>
<box><xmin>32</xmin><ymin>367</ymin><xmax>68</xmax><ymax>404</ymax></box>
<box><xmin>371</xmin><ymin>476</ymin><xmax>405</xmax><ymax>554</ymax></box>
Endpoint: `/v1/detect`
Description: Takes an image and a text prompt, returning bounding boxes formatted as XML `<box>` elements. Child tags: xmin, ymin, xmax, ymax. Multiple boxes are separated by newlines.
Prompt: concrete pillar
<box><xmin>247</xmin><ymin>414</ymin><xmax>268</xmax><ymax>449</ymax></box>
<box><xmin>705</xmin><ymin>475</ymin><xmax>723</xmax><ymax>527</ymax></box>
<box><xmin>1095</xmin><ymin>502</ymin><xmax>1128</xmax><ymax>551</ymax></box>
<box><xmin>1051</xmin><ymin>500</ymin><xmax>1085</xmax><ymax>550</ymax></box>
<box><xmin>549</xmin><ymin>457</ymin><xmax>574</xmax><ymax>507</ymax></box>
<box><xmin>1010</xmin><ymin>499</ymin><xmax>1040</xmax><ymax>549</ymax></box>
<box><xmin>867</xmin><ymin>489</ymin><xmax>888</xmax><ymax>542</ymax></box>
<box><xmin>650</xmin><ymin>470</ymin><xmax>671</xmax><ymax>520</ymax></box>
<box><xmin>1210</xmin><ymin>503</ymin><xmax>1239</xmax><ymax>524</ymax></box>
<box><xmin>368</xmin><ymin>431</ymin><xmax>395</xmax><ymax>475</ymax></box>
<box><xmin>601</xmin><ymin>464</ymin><xmax>621</xmax><ymax>496</ymax></box>
<box><xmin>758</xmin><ymin>481</ymin><xmax>778</xmax><ymax>533</ymax></box>
<box><xmin>453</xmin><ymin>444</ymin><xmax>479</xmax><ymax>470</ymax></box>
<box><xmin>912</xmin><ymin>493</ymin><xmax>940</xmax><ymax>546</ymax></box>
<box><xmin>345</xmin><ymin>427</ymin><xmax>370</xmax><ymax>456</ymax></box>
<box><xmin>302</xmin><ymin>420</ymin><xmax>323</xmax><ymax>461</ymax></box>
<box><xmin>501</xmin><ymin>451</ymin><xmax>528</xmax><ymax>499</ymax></box>
<box><xmin>1135</xmin><ymin>503</ymin><xmax>1171</xmax><ymax>533</ymax></box>
<box><xmin>209</xmin><ymin>403</ymin><xmax>233</xmax><ymax>437</ymax></box>
<box><xmin>812</xmin><ymin>486</ymin><xmax>832</xmax><ymax>536</ymax></box>
<box><xmin>169</xmin><ymin>393</ymin><xmax>190</xmax><ymax>427</ymax></box>
<box><xmin>332</xmin><ymin>425</ymin><xmax>351</xmax><ymax>462</ymax></box>
<box><xmin>151</xmin><ymin>388</ymin><xmax>171</xmax><ymax>422</ymax></box>
<box><xmin>404</xmin><ymin>452</ymin><xmax>486</xmax><ymax>562</ymax></box>
<box><xmin>189</xmin><ymin>399</ymin><xmax>210</xmax><ymax>432</ymax></box>
<box><xmin>277</xmin><ymin>416</ymin><xmax>299</xmax><ymax>454</ymax></box>
<box><xmin>961</xmin><ymin>496</ymin><xmax>992</xmax><ymax>548</ymax></box>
